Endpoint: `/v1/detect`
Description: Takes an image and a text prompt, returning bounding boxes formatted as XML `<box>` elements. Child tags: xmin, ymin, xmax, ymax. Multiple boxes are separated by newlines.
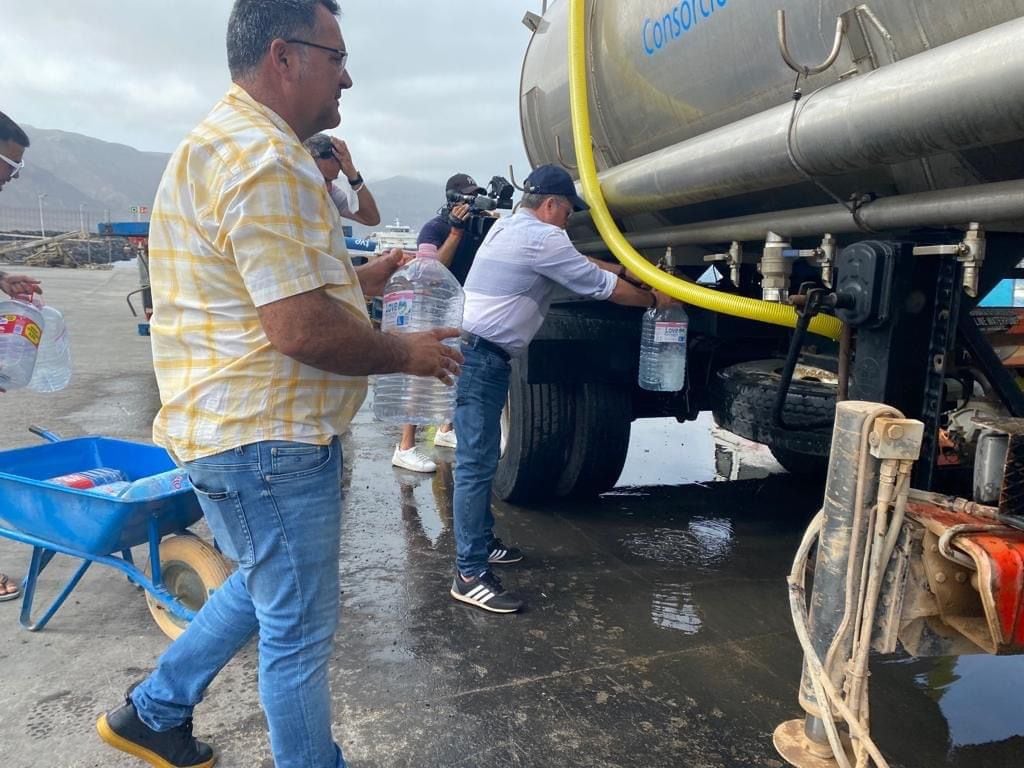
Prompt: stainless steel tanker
<box><xmin>519</xmin><ymin>0</ymin><xmax>1024</xmax><ymax>242</ymax></box>
<box><xmin>495</xmin><ymin>0</ymin><xmax>1024</xmax><ymax>505</ymax></box>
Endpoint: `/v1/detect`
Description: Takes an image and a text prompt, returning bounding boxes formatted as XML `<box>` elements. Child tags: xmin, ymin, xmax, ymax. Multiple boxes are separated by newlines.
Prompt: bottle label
<box><xmin>382</xmin><ymin>290</ymin><xmax>414</xmax><ymax>329</ymax></box>
<box><xmin>654</xmin><ymin>321</ymin><xmax>687</xmax><ymax>344</ymax></box>
<box><xmin>0</xmin><ymin>314</ymin><xmax>42</xmax><ymax>347</ymax></box>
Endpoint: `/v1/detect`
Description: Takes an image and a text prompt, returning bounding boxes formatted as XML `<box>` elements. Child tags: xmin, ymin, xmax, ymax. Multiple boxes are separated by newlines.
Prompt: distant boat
<box><xmin>370</xmin><ymin>219</ymin><xmax>419</xmax><ymax>255</ymax></box>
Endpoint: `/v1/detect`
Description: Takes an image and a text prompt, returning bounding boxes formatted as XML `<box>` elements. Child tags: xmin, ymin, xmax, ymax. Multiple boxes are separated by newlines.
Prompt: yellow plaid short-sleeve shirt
<box><xmin>149</xmin><ymin>84</ymin><xmax>369</xmax><ymax>463</ymax></box>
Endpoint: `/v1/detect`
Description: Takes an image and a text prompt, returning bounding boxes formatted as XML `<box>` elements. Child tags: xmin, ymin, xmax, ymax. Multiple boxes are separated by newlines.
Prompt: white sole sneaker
<box><xmin>433</xmin><ymin>430</ymin><xmax>457</xmax><ymax>449</ymax></box>
<box><xmin>392</xmin><ymin>445</ymin><xmax>436</xmax><ymax>473</ymax></box>
<box><xmin>449</xmin><ymin>575</ymin><xmax>523</xmax><ymax>613</ymax></box>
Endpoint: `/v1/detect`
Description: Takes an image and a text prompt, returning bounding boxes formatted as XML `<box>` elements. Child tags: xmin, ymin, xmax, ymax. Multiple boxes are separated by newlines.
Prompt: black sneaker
<box><xmin>487</xmin><ymin>537</ymin><xmax>524</xmax><ymax>565</ymax></box>
<box><xmin>97</xmin><ymin>686</ymin><xmax>216</xmax><ymax>768</ymax></box>
<box><xmin>450</xmin><ymin>570</ymin><xmax>524</xmax><ymax>613</ymax></box>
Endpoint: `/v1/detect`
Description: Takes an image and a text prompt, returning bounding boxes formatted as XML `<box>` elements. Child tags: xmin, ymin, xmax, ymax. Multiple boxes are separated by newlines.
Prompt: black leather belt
<box><xmin>460</xmin><ymin>331</ymin><xmax>510</xmax><ymax>362</ymax></box>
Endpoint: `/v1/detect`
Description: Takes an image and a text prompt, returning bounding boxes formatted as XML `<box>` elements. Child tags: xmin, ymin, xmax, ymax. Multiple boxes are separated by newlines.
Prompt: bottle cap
<box><xmin>416</xmin><ymin>243</ymin><xmax>439</xmax><ymax>259</ymax></box>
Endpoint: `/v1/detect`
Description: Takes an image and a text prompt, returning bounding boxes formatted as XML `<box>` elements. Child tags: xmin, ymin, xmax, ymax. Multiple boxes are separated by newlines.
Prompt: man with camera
<box><xmin>449</xmin><ymin>164</ymin><xmax>674</xmax><ymax>614</ymax></box>
<box><xmin>391</xmin><ymin>173</ymin><xmax>504</xmax><ymax>473</ymax></box>
<box><xmin>303</xmin><ymin>132</ymin><xmax>381</xmax><ymax>226</ymax></box>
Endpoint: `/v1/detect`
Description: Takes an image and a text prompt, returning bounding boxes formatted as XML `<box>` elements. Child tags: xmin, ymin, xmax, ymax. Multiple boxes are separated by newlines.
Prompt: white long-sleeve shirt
<box><xmin>462</xmin><ymin>208</ymin><xmax>617</xmax><ymax>357</ymax></box>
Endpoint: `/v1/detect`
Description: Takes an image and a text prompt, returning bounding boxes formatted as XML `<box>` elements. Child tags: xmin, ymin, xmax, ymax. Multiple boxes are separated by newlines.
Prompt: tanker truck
<box><xmin>497</xmin><ymin>0</ymin><xmax>1024</xmax><ymax>502</ymax></box>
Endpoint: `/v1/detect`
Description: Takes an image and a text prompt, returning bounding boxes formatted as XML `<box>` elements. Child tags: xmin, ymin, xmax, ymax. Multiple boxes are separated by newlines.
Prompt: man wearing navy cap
<box><xmin>449</xmin><ymin>163</ymin><xmax>672</xmax><ymax>613</ymax></box>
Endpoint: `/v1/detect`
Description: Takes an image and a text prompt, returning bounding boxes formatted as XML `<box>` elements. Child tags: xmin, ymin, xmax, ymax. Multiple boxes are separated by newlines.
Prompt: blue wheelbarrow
<box><xmin>0</xmin><ymin>427</ymin><xmax>232</xmax><ymax>638</ymax></box>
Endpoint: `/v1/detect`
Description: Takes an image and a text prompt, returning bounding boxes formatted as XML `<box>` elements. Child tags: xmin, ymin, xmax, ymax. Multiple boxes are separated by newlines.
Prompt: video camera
<box><xmin>444</xmin><ymin>176</ymin><xmax>514</xmax><ymax>237</ymax></box>
<box><xmin>446</xmin><ymin>176</ymin><xmax>515</xmax><ymax>213</ymax></box>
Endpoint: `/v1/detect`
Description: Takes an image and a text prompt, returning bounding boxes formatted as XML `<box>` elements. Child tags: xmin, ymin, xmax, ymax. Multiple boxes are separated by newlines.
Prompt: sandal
<box><xmin>0</xmin><ymin>572</ymin><xmax>21</xmax><ymax>602</ymax></box>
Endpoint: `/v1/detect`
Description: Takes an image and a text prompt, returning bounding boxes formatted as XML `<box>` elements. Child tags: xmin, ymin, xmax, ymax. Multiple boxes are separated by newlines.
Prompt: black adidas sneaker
<box><xmin>450</xmin><ymin>570</ymin><xmax>524</xmax><ymax>613</ymax></box>
<box><xmin>487</xmin><ymin>537</ymin><xmax>524</xmax><ymax>565</ymax></box>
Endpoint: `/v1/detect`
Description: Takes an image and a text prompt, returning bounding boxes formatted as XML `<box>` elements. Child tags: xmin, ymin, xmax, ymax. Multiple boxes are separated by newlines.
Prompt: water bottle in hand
<box><xmin>28</xmin><ymin>304</ymin><xmax>72</xmax><ymax>392</ymax></box>
<box><xmin>0</xmin><ymin>296</ymin><xmax>44</xmax><ymax>390</ymax></box>
<box><xmin>374</xmin><ymin>243</ymin><xmax>465</xmax><ymax>424</ymax></box>
<box><xmin>639</xmin><ymin>304</ymin><xmax>688</xmax><ymax>392</ymax></box>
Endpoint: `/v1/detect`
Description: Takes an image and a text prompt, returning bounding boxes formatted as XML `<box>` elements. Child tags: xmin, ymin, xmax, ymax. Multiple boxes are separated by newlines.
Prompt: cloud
<box><xmin>1</xmin><ymin>0</ymin><xmax>537</xmax><ymax>186</ymax></box>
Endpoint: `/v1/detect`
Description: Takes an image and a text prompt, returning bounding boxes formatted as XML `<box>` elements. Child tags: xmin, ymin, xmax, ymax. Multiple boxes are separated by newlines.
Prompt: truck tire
<box><xmin>711</xmin><ymin>359</ymin><xmax>836</xmax><ymax>462</ymax></box>
<box><xmin>555</xmin><ymin>383</ymin><xmax>632</xmax><ymax>498</ymax></box>
<box><xmin>493</xmin><ymin>358</ymin><xmax>572</xmax><ymax>503</ymax></box>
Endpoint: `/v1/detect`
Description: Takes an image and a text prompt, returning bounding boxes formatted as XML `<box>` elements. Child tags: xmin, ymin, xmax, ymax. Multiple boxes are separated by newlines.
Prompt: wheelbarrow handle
<box><xmin>28</xmin><ymin>425</ymin><xmax>62</xmax><ymax>443</ymax></box>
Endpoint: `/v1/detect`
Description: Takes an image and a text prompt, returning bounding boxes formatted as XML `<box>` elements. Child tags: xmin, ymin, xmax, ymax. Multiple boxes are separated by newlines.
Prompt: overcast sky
<box><xmin>1</xmin><ymin>1</ymin><xmax>537</xmax><ymax>185</ymax></box>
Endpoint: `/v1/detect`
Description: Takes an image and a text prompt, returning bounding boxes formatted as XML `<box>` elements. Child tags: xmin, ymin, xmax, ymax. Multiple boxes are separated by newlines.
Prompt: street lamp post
<box><xmin>37</xmin><ymin>192</ymin><xmax>47</xmax><ymax>239</ymax></box>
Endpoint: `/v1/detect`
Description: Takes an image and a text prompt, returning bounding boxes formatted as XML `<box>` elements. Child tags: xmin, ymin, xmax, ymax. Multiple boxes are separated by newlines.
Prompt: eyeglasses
<box><xmin>317</xmin><ymin>150</ymin><xmax>337</xmax><ymax>161</ymax></box>
<box><xmin>0</xmin><ymin>152</ymin><xmax>24</xmax><ymax>176</ymax></box>
<box><xmin>286</xmin><ymin>39</ymin><xmax>348</xmax><ymax>72</ymax></box>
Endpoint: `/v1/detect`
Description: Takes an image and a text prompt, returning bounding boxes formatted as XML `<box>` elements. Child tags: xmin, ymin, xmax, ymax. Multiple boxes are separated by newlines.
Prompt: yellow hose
<box><xmin>567</xmin><ymin>0</ymin><xmax>843</xmax><ymax>340</ymax></box>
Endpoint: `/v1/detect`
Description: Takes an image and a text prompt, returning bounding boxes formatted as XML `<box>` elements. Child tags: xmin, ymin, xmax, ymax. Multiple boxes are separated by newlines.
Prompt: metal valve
<box><xmin>703</xmin><ymin>241</ymin><xmax>743</xmax><ymax>285</ymax></box>
<box><xmin>760</xmin><ymin>232</ymin><xmax>792</xmax><ymax>303</ymax></box>
<box><xmin>912</xmin><ymin>223</ymin><xmax>986</xmax><ymax>297</ymax></box>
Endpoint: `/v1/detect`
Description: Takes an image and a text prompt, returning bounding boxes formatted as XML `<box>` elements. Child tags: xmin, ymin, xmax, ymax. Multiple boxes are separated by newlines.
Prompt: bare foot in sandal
<box><xmin>0</xmin><ymin>572</ymin><xmax>20</xmax><ymax>602</ymax></box>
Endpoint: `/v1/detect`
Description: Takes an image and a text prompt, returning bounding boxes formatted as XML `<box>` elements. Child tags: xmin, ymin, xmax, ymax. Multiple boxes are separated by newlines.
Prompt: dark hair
<box><xmin>302</xmin><ymin>133</ymin><xmax>334</xmax><ymax>158</ymax></box>
<box><xmin>226</xmin><ymin>0</ymin><xmax>340</xmax><ymax>80</ymax></box>
<box><xmin>0</xmin><ymin>111</ymin><xmax>30</xmax><ymax>148</ymax></box>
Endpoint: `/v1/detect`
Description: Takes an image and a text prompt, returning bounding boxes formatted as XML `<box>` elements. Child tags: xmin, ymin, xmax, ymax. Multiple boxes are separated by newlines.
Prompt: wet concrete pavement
<box><xmin>0</xmin><ymin>266</ymin><xmax>1022</xmax><ymax>767</ymax></box>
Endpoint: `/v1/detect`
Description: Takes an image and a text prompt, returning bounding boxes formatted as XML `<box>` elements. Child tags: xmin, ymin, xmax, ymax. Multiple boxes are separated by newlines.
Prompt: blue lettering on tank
<box><xmin>642</xmin><ymin>0</ymin><xmax>727</xmax><ymax>56</ymax></box>
<box><xmin>669</xmin><ymin>9</ymin><xmax>681</xmax><ymax>38</ymax></box>
<box><xmin>642</xmin><ymin>19</ymin><xmax>655</xmax><ymax>55</ymax></box>
<box><xmin>680</xmin><ymin>0</ymin><xmax>693</xmax><ymax>30</ymax></box>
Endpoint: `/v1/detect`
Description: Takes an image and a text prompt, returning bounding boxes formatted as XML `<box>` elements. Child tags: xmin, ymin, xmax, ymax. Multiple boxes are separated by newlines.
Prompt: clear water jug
<box><xmin>373</xmin><ymin>243</ymin><xmax>465</xmax><ymax>424</ymax></box>
<box><xmin>0</xmin><ymin>297</ymin><xmax>44</xmax><ymax>390</ymax></box>
<box><xmin>639</xmin><ymin>304</ymin><xmax>688</xmax><ymax>392</ymax></box>
<box><xmin>28</xmin><ymin>304</ymin><xmax>71</xmax><ymax>392</ymax></box>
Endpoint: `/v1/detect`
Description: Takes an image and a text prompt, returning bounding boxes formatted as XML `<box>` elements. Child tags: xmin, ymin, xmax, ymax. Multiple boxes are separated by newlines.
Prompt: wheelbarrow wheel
<box><xmin>144</xmin><ymin>534</ymin><xmax>233</xmax><ymax>640</ymax></box>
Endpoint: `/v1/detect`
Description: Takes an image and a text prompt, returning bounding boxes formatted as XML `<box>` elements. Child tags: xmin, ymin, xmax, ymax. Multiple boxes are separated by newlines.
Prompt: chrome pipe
<box><xmin>575</xmin><ymin>179</ymin><xmax>1024</xmax><ymax>253</ymax></box>
<box><xmin>597</xmin><ymin>17</ymin><xmax>1024</xmax><ymax>216</ymax></box>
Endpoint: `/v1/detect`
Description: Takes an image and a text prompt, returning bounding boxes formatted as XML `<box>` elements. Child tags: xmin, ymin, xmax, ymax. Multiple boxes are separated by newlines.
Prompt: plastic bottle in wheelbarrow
<box><xmin>45</xmin><ymin>467</ymin><xmax>127</xmax><ymax>489</ymax></box>
<box><xmin>118</xmin><ymin>468</ymin><xmax>191</xmax><ymax>500</ymax></box>
<box><xmin>0</xmin><ymin>296</ymin><xmax>44</xmax><ymax>390</ymax></box>
<box><xmin>80</xmin><ymin>469</ymin><xmax>191</xmax><ymax>499</ymax></box>
<box><xmin>28</xmin><ymin>304</ymin><xmax>71</xmax><ymax>392</ymax></box>
<box><xmin>639</xmin><ymin>304</ymin><xmax>688</xmax><ymax>392</ymax></box>
<box><xmin>373</xmin><ymin>242</ymin><xmax>465</xmax><ymax>424</ymax></box>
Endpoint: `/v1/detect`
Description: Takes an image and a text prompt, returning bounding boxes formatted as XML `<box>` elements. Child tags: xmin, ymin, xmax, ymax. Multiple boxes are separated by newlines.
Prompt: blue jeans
<box><xmin>132</xmin><ymin>438</ymin><xmax>345</xmax><ymax>768</ymax></box>
<box><xmin>452</xmin><ymin>342</ymin><xmax>511</xmax><ymax>576</ymax></box>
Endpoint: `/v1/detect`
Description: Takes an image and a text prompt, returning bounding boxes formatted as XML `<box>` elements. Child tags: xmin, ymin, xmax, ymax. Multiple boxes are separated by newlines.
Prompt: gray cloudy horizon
<box><xmin>2</xmin><ymin>1</ymin><xmax>537</xmax><ymax>186</ymax></box>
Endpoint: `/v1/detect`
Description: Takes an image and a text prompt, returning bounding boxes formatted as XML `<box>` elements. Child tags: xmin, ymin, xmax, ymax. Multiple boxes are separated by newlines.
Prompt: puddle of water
<box><xmin>912</xmin><ymin>654</ymin><xmax>1024</xmax><ymax>748</ymax></box>
<box><xmin>616</xmin><ymin>413</ymin><xmax>782</xmax><ymax>488</ymax></box>
<box><xmin>621</xmin><ymin>517</ymin><xmax>735</xmax><ymax>569</ymax></box>
<box><xmin>650</xmin><ymin>582</ymin><xmax>702</xmax><ymax>634</ymax></box>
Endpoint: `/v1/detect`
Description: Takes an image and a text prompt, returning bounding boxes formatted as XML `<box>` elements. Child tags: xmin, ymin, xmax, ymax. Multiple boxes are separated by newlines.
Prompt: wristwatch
<box><xmin>347</xmin><ymin>172</ymin><xmax>363</xmax><ymax>188</ymax></box>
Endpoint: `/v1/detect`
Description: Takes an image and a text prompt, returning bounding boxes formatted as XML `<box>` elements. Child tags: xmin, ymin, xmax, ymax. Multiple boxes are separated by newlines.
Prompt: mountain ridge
<box><xmin>0</xmin><ymin>126</ymin><xmax>445</xmax><ymax>239</ymax></box>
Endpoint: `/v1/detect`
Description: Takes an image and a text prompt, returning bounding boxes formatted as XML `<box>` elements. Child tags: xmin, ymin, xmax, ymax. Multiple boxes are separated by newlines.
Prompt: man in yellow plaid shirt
<box><xmin>96</xmin><ymin>2</ymin><xmax>461</xmax><ymax>767</ymax></box>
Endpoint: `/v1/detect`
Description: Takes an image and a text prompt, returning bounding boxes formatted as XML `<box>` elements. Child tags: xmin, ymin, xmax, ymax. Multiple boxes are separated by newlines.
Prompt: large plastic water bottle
<box><xmin>374</xmin><ymin>243</ymin><xmax>465</xmax><ymax>424</ymax></box>
<box><xmin>119</xmin><ymin>468</ymin><xmax>191</xmax><ymax>500</ymax></box>
<box><xmin>0</xmin><ymin>296</ymin><xmax>44</xmax><ymax>390</ymax></box>
<box><xmin>639</xmin><ymin>304</ymin><xmax>688</xmax><ymax>391</ymax></box>
<box><xmin>28</xmin><ymin>304</ymin><xmax>71</xmax><ymax>392</ymax></box>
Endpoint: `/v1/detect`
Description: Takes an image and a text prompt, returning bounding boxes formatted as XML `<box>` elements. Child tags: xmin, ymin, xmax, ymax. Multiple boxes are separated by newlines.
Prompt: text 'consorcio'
<box><xmin>642</xmin><ymin>0</ymin><xmax>729</xmax><ymax>56</ymax></box>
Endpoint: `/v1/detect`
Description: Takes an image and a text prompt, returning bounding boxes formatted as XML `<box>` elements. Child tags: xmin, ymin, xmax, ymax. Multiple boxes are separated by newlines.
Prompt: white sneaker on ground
<box><xmin>392</xmin><ymin>445</ymin><xmax>437</xmax><ymax>473</ymax></box>
<box><xmin>433</xmin><ymin>429</ymin><xmax>458</xmax><ymax>449</ymax></box>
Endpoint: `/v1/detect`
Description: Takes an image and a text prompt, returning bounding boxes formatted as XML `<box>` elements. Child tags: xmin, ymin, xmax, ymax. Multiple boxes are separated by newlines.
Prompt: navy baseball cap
<box><xmin>523</xmin><ymin>164</ymin><xmax>589</xmax><ymax>212</ymax></box>
<box><xmin>446</xmin><ymin>173</ymin><xmax>485</xmax><ymax>195</ymax></box>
